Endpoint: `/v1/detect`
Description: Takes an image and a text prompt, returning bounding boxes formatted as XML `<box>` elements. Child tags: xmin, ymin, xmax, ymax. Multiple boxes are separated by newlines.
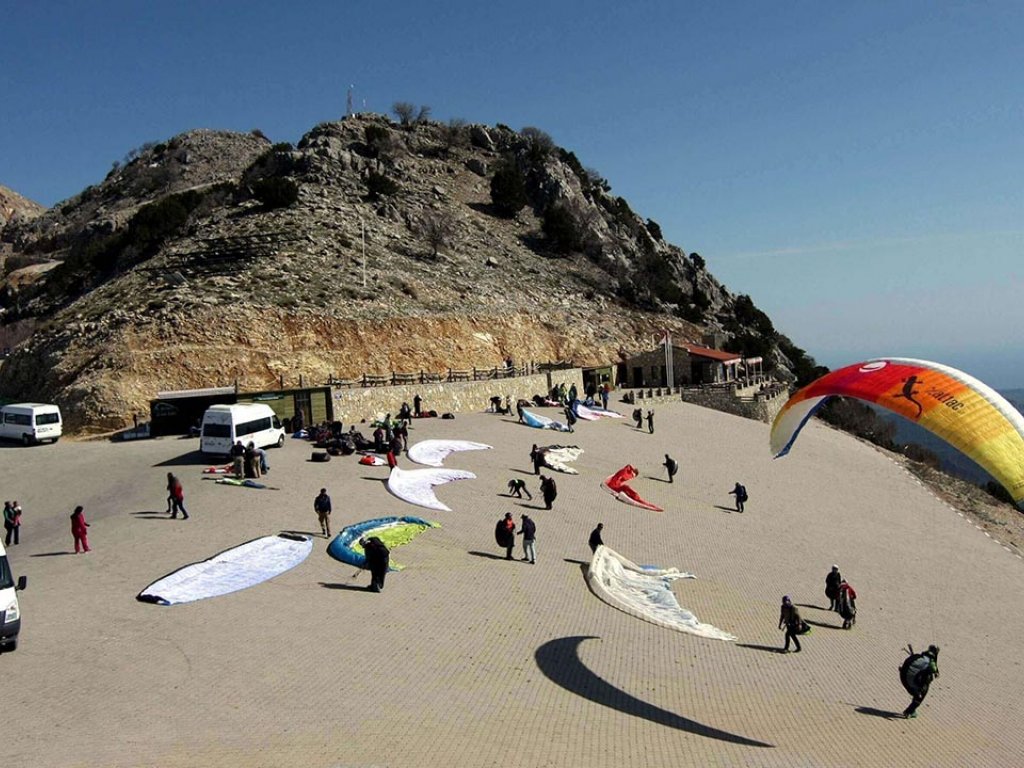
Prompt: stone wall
<box><xmin>330</xmin><ymin>368</ymin><xmax>585</xmax><ymax>424</ymax></box>
<box><xmin>679</xmin><ymin>386</ymin><xmax>789</xmax><ymax>424</ymax></box>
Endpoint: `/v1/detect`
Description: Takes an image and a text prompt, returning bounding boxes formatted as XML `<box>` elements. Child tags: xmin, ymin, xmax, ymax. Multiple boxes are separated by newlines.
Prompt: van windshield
<box><xmin>203</xmin><ymin>423</ymin><xmax>231</xmax><ymax>438</ymax></box>
<box><xmin>0</xmin><ymin>555</ymin><xmax>12</xmax><ymax>590</ymax></box>
<box><xmin>35</xmin><ymin>412</ymin><xmax>60</xmax><ymax>425</ymax></box>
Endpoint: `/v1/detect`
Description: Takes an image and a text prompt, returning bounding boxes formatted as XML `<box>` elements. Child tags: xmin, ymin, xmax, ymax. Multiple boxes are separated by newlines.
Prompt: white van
<box><xmin>0</xmin><ymin>403</ymin><xmax>62</xmax><ymax>445</ymax></box>
<box><xmin>200</xmin><ymin>403</ymin><xmax>286</xmax><ymax>456</ymax></box>
<box><xmin>0</xmin><ymin>540</ymin><xmax>27</xmax><ymax>652</ymax></box>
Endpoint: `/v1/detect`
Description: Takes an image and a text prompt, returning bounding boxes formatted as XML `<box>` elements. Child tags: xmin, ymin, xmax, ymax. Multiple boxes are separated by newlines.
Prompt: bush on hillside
<box><xmin>542</xmin><ymin>203</ymin><xmax>584</xmax><ymax>254</ymax></box>
<box><xmin>365</xmin><ymin>170</ymin><xmax>399</xmax><ymax>200</ymax></box>
<box><xmin>253</xmin><ymin>177</ymin><xmax>299</xmax><ymax>209</ymax></box>
<box><xmin>490</xmin><ymin>159</ymin><xmax>528</xmax><ymax>217</ymax></box>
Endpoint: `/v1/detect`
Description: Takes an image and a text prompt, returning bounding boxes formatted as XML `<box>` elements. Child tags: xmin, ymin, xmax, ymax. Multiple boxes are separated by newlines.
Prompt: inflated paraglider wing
<box><xmin>771</xmin><ymin>358</ymin><xmax>1024</xmax><ymax>507</ymax></box>
<box><xmin>522</xmin><ymin>408</ymin><xmax>572</xmax><ymax>432</ymax></box>
<box><xmin>602</xmin><ymin>465</ymin><xmax>664</xmax><ymax>511</ymax></box>
<box><xmin>585</xmin><ymin>546</ymin><xmax>735</xmax><ymax>641</ymax></box>
<box><xmin>327</xmin><ymin>516</ymin><xmax>439</xmax><ymax>570</ymax></box>
<box><xmin>137</xmin><ymin>533</ymin><xmax>313</xmax><ymax>606</ymax></box>
<box><xmin>407</xmin><ymin>439</ymin><xmax>492</xmax><ymax>467</ymax></box>
<box><xmin>386</xmin><ymin>467</ymin><xmax>476</xmax><ymax>511</ymax></box>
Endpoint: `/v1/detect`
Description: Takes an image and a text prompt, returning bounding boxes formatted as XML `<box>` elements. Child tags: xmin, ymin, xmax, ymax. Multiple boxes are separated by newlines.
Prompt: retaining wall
<box><xmin>680</xmin><ymin>387</ymin><xmax>789</xmax><ymax>424</ymax></box>
<box><xmin>331</xmin><ymin>368</ymin><xmax>585</xmax><ymax>424</ymax></box>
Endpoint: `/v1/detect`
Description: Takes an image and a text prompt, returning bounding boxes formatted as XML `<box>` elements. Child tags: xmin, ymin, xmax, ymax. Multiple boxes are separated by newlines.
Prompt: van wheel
<box><xmin>21</xmin><ymin>434</ymin><xmax>30</xmax><ymax>446</ymax></box>
<box><xmin>277</xmin><ymin>435</ymin><xmax>285</xmax><ymax>448</ymax></box>
<box><xmin>51</xmin><ymin>437</ymin><xmax>59</xmax><ymax>444</ymax></box>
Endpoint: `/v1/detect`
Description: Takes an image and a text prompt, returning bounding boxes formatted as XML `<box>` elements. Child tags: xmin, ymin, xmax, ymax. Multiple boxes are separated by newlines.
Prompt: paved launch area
<box><xmin>2</xmin><ymin>401</ymin><xmax>1022</xmax><ymax>767</ymax></box>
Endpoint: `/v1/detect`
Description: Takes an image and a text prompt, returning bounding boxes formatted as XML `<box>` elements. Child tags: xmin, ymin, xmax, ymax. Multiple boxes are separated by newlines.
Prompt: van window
<box><xmin>0</xmin><ymin>555</ymin><xmax>12</xmax><ymax>590</ymax></box>
<box><xmin>237</xmin><ymin>417</ymin><xmax>272</xmax><ymax>437</ymax></box>
<box><xmin>203</xmin><ymin>423</ymin><xmax>231</xmax><ymax>438</ymax></box>
<box><xmin>4</xmin><ymin>413</ymin><xmax>31</xmax><ymax>426</ymax></box>
<box><xmin>35</xmin><ymin>412</ymin><xmax>60</xmax><ymax>425</ymax></box>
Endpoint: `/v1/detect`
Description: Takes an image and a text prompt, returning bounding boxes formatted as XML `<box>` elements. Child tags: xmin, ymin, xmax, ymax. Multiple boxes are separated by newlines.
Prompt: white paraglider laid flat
<box><xmin>585</xmin><ymin>545</ymin><xmax>736</xmax><ymax>641</ymax></box>
<box><xmin>137</xmin><ymin>533</ymin><xmax>313</xmax><ymax>606</ymax></box>
<box><xmin>386</xmin><ymin>466</ymin><xmax>476</xmax><ymax>511</ymax></box>
<box><xmin>407</xmin><ymin>439</ymin><xmax>492</xmax><ymax>467</ymax></box>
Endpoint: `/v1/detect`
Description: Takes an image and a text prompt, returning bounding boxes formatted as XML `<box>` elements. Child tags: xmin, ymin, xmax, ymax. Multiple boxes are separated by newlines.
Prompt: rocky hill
<box><xmin>0</xmin><ymin>115</ymin><xmax>811</xmax><ymax>432</ymax></box>
<box><xmin>0</xmin><ymin>184</ymin><xmax>45</xmax><ymax>240</ymax></box>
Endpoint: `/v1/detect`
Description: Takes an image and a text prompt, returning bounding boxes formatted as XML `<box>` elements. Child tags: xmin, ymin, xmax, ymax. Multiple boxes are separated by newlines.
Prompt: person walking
<box><xmin>825</xmin><ymin>565</ymin><xmax>843</xmax><ymax>611</ymax></box>
<box><xmin>361</xmin><ymin>536</ymin><xmax>390</xmax><ymax>592</ymax></box>
<box><xmin>588</xmin><ymin>523</ymin><xmax>604</xmax><ymax>553</ymax></box>
<box><xmin>563</xmin><ymin>405</ymin><xmax>577</xmax><ymax>433</ymax></box>
<box><xmin>632</xmin><ymin>408</ymin><xmax>643</xmax><ymax>429</ymax></box>
<box><xmin>540</xmin><ymin>475</ymin><xmax>558</xmax><ymax>510</ymax></box>
<box><xmin>531</xmin><ymin>444</ymin><xmax>544</xmax><ymax>475</ymax></box>
<box><xmin>838</xmin><ymin>579</ymin><xmax>858</xmax><ymax>629</ymax></box>
<box><xmin>70</xmin><ymin>505</ymin><xmax>90</xmax><ymax>554</ymax></box>
<box><xmin>663</xmin><ymin>454</ymin><xmax>678</xmax><ymax>483</ymax></box>
<box><xmin>314</xmin><ymin>488</ymin><xmax>332</xmax><ymax>537</ymax></box>
<box><xmin>507</xmin><ymin>478</ymin><xmax>532</xmax><ymax>500</ymax></box>
<box><xmin>901</xmin><ymin>645</ymin><xmax>940</xmax><ymax>718</ymax></box>
<box><xmin>3</xmin><ymin>501</ymin><xmax>19</xmax><ymax>546</ymax></box>
<box><xmin>729</xmin><ymin>482</ymin><xmax>748</xmax><ymax>513</ymax></box>
<box><xmin>495</xmin><ymin>512</ymin><xmax>516</xmax><ymax>560</ymax></box>
<box><xmin>166</xmin><ymin>473</ymin><xmax>189</xmax><ymax>520</ymax></box>
<box><xmin>778</xmin><ymin>595</ymin><xmax>804</xmax><ymax>653</ymax></box>
<box><xmin>601</xmin><ymin>383</ymin><xmax>610</xmax><ymax>410</ymax></box>
<box><xmin>646</xmin><ymin>409</ymin><xmax>655</xmax><ymax>434</ymax></box>
<box><xmin>518</xmin><ymin>514</ymin><xmax>537</xmax><ymax>564</ymax></box>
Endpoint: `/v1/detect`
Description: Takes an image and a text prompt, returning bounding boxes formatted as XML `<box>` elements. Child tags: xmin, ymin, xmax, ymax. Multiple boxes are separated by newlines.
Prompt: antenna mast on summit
<box><xmin>346</xmin><ymin>85</ymin><xmax>354</xmax><ymax>117</ymax></box>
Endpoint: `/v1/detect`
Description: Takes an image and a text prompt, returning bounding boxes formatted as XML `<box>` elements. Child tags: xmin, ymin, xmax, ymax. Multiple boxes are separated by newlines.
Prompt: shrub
<box><xmin>690</xmin><ymin>252</ymin><xmax>706</xmax><ymax>270</ymax></box>
<box><xmin>646</xmin><ymin>219</ymin><xmax>663</xmax><ymax>241</ymax></box>
<box><xmin>415</xmin><ymin>210</ymin><xmax>456</xmax><ymax>257</ymax></box>
<box><xmin>365</xmin><ymin>170</ymin><xmax>399</xmax><ymax>200</ymax></box>
<box><xmin>521</xmin><ymin>126</ymin><xmax>554</xmax><ymax>160</ymax></box>
<box><xmin>542</xmin><ymin>203</ymin><xmax>584</xmax><ymax>254</ymax></box>
<box><xmin>253</xmin><ymin>177</ymin><xmax>299</xmax><ymax>209</ymax></box>
<box><xmin>251</xmin><ymin>128</ymin><xmax>269</xmax><ymax>141</ymax></box>
<box><xmin>490</xmin><ymin>159</ymin><xmax>528</xmax><ymax>217</ymax></box>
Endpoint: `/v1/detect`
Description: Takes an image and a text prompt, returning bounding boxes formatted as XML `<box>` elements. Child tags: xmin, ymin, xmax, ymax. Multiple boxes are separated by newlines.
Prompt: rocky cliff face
<box><xmin>0</xmin><ymin>116</ymin><xmax>794</xmax><ymax>432</ymax></box>
<box><xmin>0</xmin><ymin>184</ymin><xmax>45</xmax><ymax>242</ymax></box>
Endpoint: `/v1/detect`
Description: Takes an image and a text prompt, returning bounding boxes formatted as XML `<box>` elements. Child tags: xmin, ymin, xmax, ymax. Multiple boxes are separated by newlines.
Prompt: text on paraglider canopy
<box><xmin>925</xmin><ymin>387</ymin><xmax>965</xmax><ymax>411</ymax></box>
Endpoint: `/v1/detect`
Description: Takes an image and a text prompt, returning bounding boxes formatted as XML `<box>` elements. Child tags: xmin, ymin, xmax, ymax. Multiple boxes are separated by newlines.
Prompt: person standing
<box><xmin>601</xmin><ymin>383</ymin><xmax>610</xmax><ymax>410</ymax></box>
<box><xmin>778</xmin><ymin>596</ymin><xmax>803</xmax><ymax>653</ymax></box>
<box><xmin>361</xmin><ymin>536</ymin><xmax>390</xmax><ymax>592</ymax></box>
<box><xmin>633</xmin><ymin>408</ymin><xmax>643</xmax><ymax>429</ymax></box>
<box><xmin>646</xmin><ymin>410</ymin><xmax>655</xmax><ymax>434</ymax></box>
<box><xmin>518</xmin><ymin>514</ymin><xmax>537</xmax><ymax>564</ymax></box>
<box><xmin>245</xmin><ymin>442</ymin><xmax>261</xmax><ymax>479</ymax></box>
<box><xmin>729</xmin><ymin>482</ymin><xmax>748</xmax><ymax>513</ymax></box>
<box><xmin>413</xmin><ymin>393</ymin><xmax>422</xmax><ymax>417</ymax></box>
<box><xmin>495</xmin><ymin>512</ymin><xmax>516</xmax><ymax>560</ymax></box>
<box><xmin>838</xmin><ymin>579</ymin><xmax>858</xmax><ymax>629</ymax></box>
<box><xmin>3</xmin><ymin>501</ymin><xmax>19</xmax><ymax>546</ymax></box>
<box><xmin>540</xmin><ymin>475</ymin><xmax>558</xmax><ymax>510</ymax></box>
<box><xmin>663</xmin><ymin>454</ymin><xmax>678</xmax><ymax>483</ymax></box>
<box><xmin>825</xmin><ymin>565</ymin><xmax>843</xmax><ymax>611</ymax></box>
<box><xmin>230</xmin><ymin>440</ymin><xmax>246</xmax><ymax>478</ymax></box>
<box><xmin>314</xmin><ymin>488</ymin><xmax>332</xmax><ymax>537</ymax></box>
<box><xmin>166</xmin><ymin>473</ymin><xmax>189</xmax><ymax>520</ymax></box>
<box><xmin>563</xmin><ymin>405</ymin><xmax>577</xmax><ymax>433</ymax></box>
<box><xmin>531</xmin><ymin>444</ymin><xmax>544</xmax><ymax>475</ymax></box>
<box><xmin>588</xmin><ymin>523</ymin><xmax>604</xmax><ymax>553</ymax></box>
<box><xmin>70</xmin><ymin>505</ymin><xmax>90</xmax><ymax>554</ymax></box>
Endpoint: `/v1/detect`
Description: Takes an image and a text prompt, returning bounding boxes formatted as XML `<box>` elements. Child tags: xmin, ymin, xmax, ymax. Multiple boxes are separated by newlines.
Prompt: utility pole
<box><xmin>361</xmin><ymin>217</ymin><xmax>367</xmax><ymax>288</ymax></box>
<box><xmin>346</xmin><ymin>85</ymin><xmax>354</xmax><ymax>118</ymax></box>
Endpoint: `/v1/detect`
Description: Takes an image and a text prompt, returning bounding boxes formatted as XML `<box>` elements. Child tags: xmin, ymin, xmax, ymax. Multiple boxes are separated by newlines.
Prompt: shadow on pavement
<box><xmin>281</xmin><ymin>530</ymin><xmax>325</xmax><ymax>539</ymax></box>
<box><xmin>796</xmin><ymin>603</ymin><xmax>829</xmax><ymax>611</ymax></box>
<box><xmin>645</xmin><ymin>476</ymin><xmax>672</xmax><ymax>483</ymax></box>
<box><xmin>735</xmin><ymin>643</ymin><xmax>784</xmax><ymax>654</ymax></box>
<box><xmin>508</xmin><ymin>468</ymin><xmax>536</xmax><ymax>475</ymax></box>
<box><xmin>563</xmin><ymin>558</ymin><xmax>589</xmax><ymax>566</ymax></box>
<box><xmin>467</xmin><ymin>550</ymin><xmax>508</xmax><ymax>560</ymax></box>
<box><xmin>153</xmin><ymin>450</ymin><xmax>209</xmax><ymax>468</ymax></box>
<box><xmin>854</xmin><ymin>706</ymin><xmax>904</xmax><ymax>720</ymax></box>
<box><xmin>536</xmin><ymin>637</ymin><xmax>772</xmax><ymax>747</ymax></box>
<box><xmin>516</xmin><ymin>503</ymin><xmax>548</xmax><ymax>511</ymax></box>
<box><xmin>30</xmin><ymin>551</ymin><xmax>74</xmax><ymax>557</ymax></box>
<box><xmin>319</xmin><ymin>582</ymin><xmax>372</xmax><ymax>592</ymax></box>
<box><xmin>804</xmin><ymin>619</ymin><xmax>842</xmax><ymax>630</ymax></box>
<box><xmin>712</xmin><ymin>505</ymin><xmax>735</xmax><ymax>513</ymax></box>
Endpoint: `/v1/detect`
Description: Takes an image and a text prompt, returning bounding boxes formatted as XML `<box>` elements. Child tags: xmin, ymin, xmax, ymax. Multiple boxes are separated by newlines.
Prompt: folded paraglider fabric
<box><xmin>214</xmin><ymin>477</ymin><xmax>268</xmax><ymax>489</ymax></box>
<box><xmin>575</xmin><ymin>403</ymin><xmax>622</xmax><ymax>419</ymax></box>
<box><xmin>202</xmin><ymin>464</ymin><xmax>234</xmax><ymax>474</ymax></box>
<box><xmin>359</xmin><ymin>454</ymin><xmax>387</xmax><ymax>466</ymax></box>
<box><xmin>408</xmin><ymin>439</ymin><xmax>492</xmax><ymax>467</ymax></box>
<box><xmin>540</xmin><ymin>445</ymin><xmax>584</xmax><ymax>474</ymax></box>
<box><xmin>522</xmin><ymin>408</ymin><xmax>572</xmax><ymax>432</ymax></box>
<box><xmin>327</xmin><ymin>516</ymin><xmax>439</xmax><ymax>571</ymax></box>
<box><xmin>137</xmin><ymin>533</ymin><xmax>313</xmax><ymax>606</ymax></box>
<box><xmin>586</xmin><ymin>545</ymin><xmax>736</xmax><ymax>641</ymax></box>
<box><xmin>602</xmin><ymin>465</ymin><xmax>663</xmax><ymax>511</ymax></box>
<box><xmin>386</xmin><ymin>466</ymin><xmax>476</xmax><ymax>511</ymax></box>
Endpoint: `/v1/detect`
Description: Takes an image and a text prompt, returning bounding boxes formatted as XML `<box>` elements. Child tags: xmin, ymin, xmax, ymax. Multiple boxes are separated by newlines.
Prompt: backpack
<box><xmin>900</xmin><ymin>652</ymin><xmax>934</xmax><ymax>694</ymax></box>
<box><xmin>737</xmin><ymin>484</ymin><xmax>748</xmax><ymax>502</ymax></box>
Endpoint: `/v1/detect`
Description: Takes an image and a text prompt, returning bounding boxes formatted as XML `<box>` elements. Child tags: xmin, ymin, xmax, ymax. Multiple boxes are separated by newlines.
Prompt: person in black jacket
<box><xmin>588</xmin><ymin>523</ymin><xmax>604</xmax><ymax>553</ymax></box>
<box><xmin>778</xmin><ymin>596</ymin><xmax>804</xmax><ymax>653</ymax></box>
<box><xmin>825</xmin><ymin>565</ymin><xmax>843</xmax><ymax>611</ymax></box>
<box><xmin>361</xmin><ymin>536</ymin><xmax>390</xmax><ymax>592</ymax></box>
<box><xmin>518</xmin><ymin>514</ymin><xmax>537</xmax><ymax>564</ymax></box>
<box><xmin>663</xmin><ymin>454</ymin><xmax>678</xmax><ymax>483</ymax></box>
<box><xmin>495</xmin><ymin>512</ymin><xmax>516</xmax><ymax>560</ymax></box>
<box><xmin>540</xmin><ymin>475</ymin><xmax>557</xmax><ymax>510</ymax></box>
<box><xmin>531</xmin><ymin>444</ymin><xmax>545</xmax><ymax>475</ymax></box>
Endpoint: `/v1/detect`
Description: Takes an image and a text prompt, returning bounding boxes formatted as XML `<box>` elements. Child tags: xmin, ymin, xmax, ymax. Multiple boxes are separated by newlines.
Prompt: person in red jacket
<box><xmin>838</xmin><ymin>579</ymin><xmax>858</xmax><ymax>629</ymax></box>
<box><xmin>166</xmin><ymin>473</ymin><xmax>190</xmax><ymax>520</ymax></box>
<box><xmin>70</xmin><ymin>505</ymin><xmax>90</xmax><ymax>553</ymax></box>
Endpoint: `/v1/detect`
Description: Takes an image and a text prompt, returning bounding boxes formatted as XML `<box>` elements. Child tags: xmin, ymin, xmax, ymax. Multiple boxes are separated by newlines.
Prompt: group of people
<box><xmin>507</xmin><ymin>473</ymin><xmax>557</xmax><ymax>510</ymax></box>
<box><xmin>631</xmin><ymin>408</ymin><xmax>655</xmax><ymax>433</ymax></box>
<box><xmin>494</xmin><ymin>512</ymin><xmax>537</xmax><ymax>563</ymax></box>
<box><xmin>229</xmin><ymin>440</ymin><xmax>269</xmax><ymax>479</ymax></box>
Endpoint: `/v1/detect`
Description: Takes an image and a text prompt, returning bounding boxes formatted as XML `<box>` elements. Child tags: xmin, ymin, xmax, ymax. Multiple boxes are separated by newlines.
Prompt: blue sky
<box><xmin>3</xmin><ymin>2</ymin><xmax>1022</xmax><ymax>385</ymax></box>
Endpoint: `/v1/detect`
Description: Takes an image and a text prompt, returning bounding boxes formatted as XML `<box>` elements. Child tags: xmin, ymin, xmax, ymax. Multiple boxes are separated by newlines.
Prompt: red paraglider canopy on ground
<box><xmin>602</xmin><ymin>465</ymin><xmax>663</xmax><ymax>512</ymax></box>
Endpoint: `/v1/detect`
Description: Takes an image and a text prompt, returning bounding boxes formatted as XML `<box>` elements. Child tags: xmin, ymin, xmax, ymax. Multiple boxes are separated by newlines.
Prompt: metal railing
<box><xmin>326</xmin><ymin>360</ymin><xmax>572</xmax><ymax>389</ymax></box>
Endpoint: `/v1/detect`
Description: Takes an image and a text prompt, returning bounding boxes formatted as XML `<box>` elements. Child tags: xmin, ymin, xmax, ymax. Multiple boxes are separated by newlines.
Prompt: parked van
<box><xmin>0</xmin><ymin>403</ymin><xmax>62</xmax><ymax>445</ymax></box>
<box><xmin>200</xmin><ymin>403</ymin><xmax>286</xmax><ymax>456</ymax></box>
<box><xmin>0</xmin><ymin>540</ymin><xmax>27</xmax><ymax>652</ymax></box>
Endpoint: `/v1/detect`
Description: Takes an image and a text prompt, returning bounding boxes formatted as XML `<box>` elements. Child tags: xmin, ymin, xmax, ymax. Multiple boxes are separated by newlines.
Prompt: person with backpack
<box><xmin>563</xmin><ymin>404</ymin><xmax>577</xmax><ymax>432</ymax></box>
<box><xmin>361</xmin><ymin>536</ymin><xmax>390</xmax><ymax>592</ymax></box>
<box><xmin>495</xmin><ymin>512</ymin><xmax>516</xmax><ymax>560</ymax></box>
<box><xmin>729</xmin><ymin>482</ymin><xmax>748</xmax><ymax>512</ymax></box>
<box><xmin>778</xmin><ymin>595</ymin><xmax>808</xmax><ymax>653</ymax></box>
<box><xmin>900</xmin><ymin>645</ymin><xmax>940</xmax><ymax>718</ymax></box>
<box><xmin>632</xmin><ymin>408</ymin><xmax>643</xmax><ymax>429</ymax></box>
<box><xmin>588</xmin><ymin>523</ymin><xmax>604</xmax><ymax>553</ymax></box>
<box><xmin>663</xmin><ymin>454</ymin><xmax>678</xmax><ymax>483</ymax></box>
<box><xmin>314</xmin><ymin>488</ymin><xmax>332</xmax><ymax>537</ymax></box>
<box><xmin>825</xmin><ymin>565</ymin><xmax>843</xmax><ymax>611</ymax></box>
<box><xmin>838</xmin><ymin>579</ymin><xmax>857</xmax><ymax>629</ymax></box>
<box><xmin>540</xmin><ymin>475</ymin><xmax>558</xmax><ymax>510</ymax></box>
<box><xmin>518</xmin><ymin>514</ymin><xmax>537</xmax><ymax>564</ymax></box>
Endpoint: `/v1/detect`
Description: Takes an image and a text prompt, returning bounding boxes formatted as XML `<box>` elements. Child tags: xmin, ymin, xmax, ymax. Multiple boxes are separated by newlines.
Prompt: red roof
<box><xmin>681</xmin><ymin>344</ymin><xmax>742</xmax><ymax>364</ymax></box>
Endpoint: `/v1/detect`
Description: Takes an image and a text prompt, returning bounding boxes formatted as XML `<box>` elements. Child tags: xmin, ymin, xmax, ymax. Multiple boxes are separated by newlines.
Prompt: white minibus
<box><xmin>0</xmin><ymin>403</ymin><xmax>63</xmax><ymax>445</ymax></box>
<box><xmin>199</xmin><ymin>403</ymin><xmax>285</xmax><ymax>456</ymax></box>
<box><xmin>0</xmin><ymin>540</ymin><xmax>27</xmax><ymax>652</ymax></box>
